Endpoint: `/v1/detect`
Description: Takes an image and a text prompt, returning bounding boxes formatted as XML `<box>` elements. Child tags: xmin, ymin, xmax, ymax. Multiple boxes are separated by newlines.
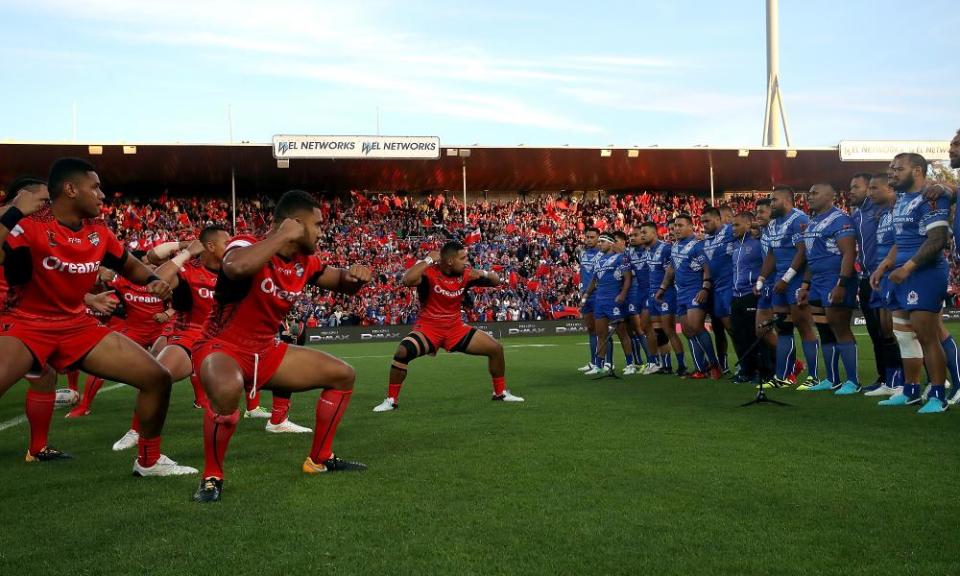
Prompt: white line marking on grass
<box><xmin>503</xmin><ymin>344</ymin><xmax>559</xmax><ymax>349</ymax></box>
<box><xmin>0</xmin><ymin>416</ymin><xmax>27</xmax><ymax>432</ymax></box>
<box><xmin>0</xmin><ymin>382</ymin><xmax>127</xmax><ymax>433</ymax></box>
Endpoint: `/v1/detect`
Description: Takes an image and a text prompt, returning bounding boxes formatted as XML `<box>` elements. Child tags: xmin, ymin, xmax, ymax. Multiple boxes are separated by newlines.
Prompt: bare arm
<box><xmin>222</xmin><ymin>219</ymin><xmax>302</xmax><ymax>279</ymax></box>
<box><xmin>837</xmin><ymin>235</ymin><xmax>857</xmax><ymax>279</ymax></box>
<box><xmin>907</xmin><ymin>227</ymin><xmax>948</xmax><ymax>270</ymax></box>
<box><xmin>313</xmin><ymin>265</ymin><xmax>373</xmax><ymax>295</ymax></box>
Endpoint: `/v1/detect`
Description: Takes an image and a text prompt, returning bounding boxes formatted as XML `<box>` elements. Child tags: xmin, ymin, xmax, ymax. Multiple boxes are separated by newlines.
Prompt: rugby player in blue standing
<box><xmin>795</xmin><ymin>184</ymin><xmax>860</xmax><ymax>394</ymax></box>
<box><xmin>756</xmin><ymin>186</ymin><xmax>819</xmax><ymax>390</ymax></box>
<box><xmin>872</xmin><ymin>153</ymin><xmax>950</xmax><ymax>413</ymax></box>
<box><xmin>624</xmin><ymin>226</ymin><xmax>655</xmax><ymax>375</ymax></box>
<box><xmin>701</xmin><ymin>207</ymin><xmax>735</xmax><ymax>375</ymax></box>
<box><xmin>866</xmin><ymin>174</ymin><xmax>904</xmax><ymax>397</ymax></box>
<box><xmin>655</xmin><ymin>214</ymin><xmax>721</xmax><ymax>380</ymax></box>
<box><xmin>582</xmin><ymin>232</ymin><xmax>633</xmax><ymax>376</ymax></box>
<box><xmin>577</xmin><ymin>227</ymin><xmax>604</xmax><ymax>373</ymax></box>
<box><xmin>642</xmin><ymin>221</ymin><xmax>687</xmax><ymax>376</ymax></box>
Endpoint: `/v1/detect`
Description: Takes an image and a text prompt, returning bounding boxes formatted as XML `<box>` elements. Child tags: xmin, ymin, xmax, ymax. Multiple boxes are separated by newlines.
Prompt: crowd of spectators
<box><xmin>37</xmin><ymin>188</ymin><xmax>959</xmax><ymax>324</ymax></box>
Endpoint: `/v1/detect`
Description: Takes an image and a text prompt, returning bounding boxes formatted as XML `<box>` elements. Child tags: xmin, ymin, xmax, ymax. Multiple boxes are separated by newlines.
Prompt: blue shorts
<box><xmin>675</xmin><ymin>287</ymin><xmax>707</xmax><ymax>317</ymax></box>
<box><xmin>887</xmin><ymin>264</ymin><xmax>948</xmax><ymax>313</ymax></box>
<box><xmin>648</xmin><ymin>288</ymin><xmax>676</xmax><ymax>317</ymax></box>
<box><xmin>626</xmin><ymin>288</ymin><xmax>646</xmax><ymax>317</ymax></box>
<box><xmin>580</xmin><ymin>295</ymin><xmax>595</xmax><ymax>315</ymax></box>
<box><xmin>771</xmin><ymin>274</ymin><xmax>804</xmax><ymax>308</ymax></box>
<box><xmin>711</xmin><ymin>284</ymin><xmax>732</xmax><ymax>318</ymax></box>
<box><xmin>808</xmin><ymin>275</ymin><xmax>858</xmax><ymax>308</ymax></box>
<box><xmin>757</xmin><ymin>284</ymin><xmax>773</xmax><ymax>311</ymax></box>
<box><xmin>595</xmin><ymin>298</ymin><xmax>626</xmax><ymax>321</ymax></box>
<box><xmin>872</xmin><ymin>275</ymin><xmax>891</xmax><ymax>309</ymax></box>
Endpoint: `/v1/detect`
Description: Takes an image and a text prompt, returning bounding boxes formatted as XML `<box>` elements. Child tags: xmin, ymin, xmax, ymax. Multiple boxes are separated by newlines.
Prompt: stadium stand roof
<box><xmin>0</xmin><ymin>142</ymin><xmax>889</xmax><ymax>195</ymax></box>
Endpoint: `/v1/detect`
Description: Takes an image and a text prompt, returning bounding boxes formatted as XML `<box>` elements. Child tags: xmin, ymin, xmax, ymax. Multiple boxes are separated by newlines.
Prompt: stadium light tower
<box><xmin>762</xmin><ymin>0</ymin><xmax>791</xmax><ymax>147</ymax></box>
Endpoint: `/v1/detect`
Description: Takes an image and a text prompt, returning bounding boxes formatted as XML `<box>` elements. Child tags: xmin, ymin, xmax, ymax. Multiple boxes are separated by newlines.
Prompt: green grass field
<box><xmin>1</xmin><ymin>331</ymin><xmax>959</xmax><ymax>576</ymax></box>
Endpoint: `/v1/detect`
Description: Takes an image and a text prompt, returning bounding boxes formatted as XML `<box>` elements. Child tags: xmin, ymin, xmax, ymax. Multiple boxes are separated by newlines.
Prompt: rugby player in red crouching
<box><xmin>372</xmin><ymin>241</ymin><xmax>524</xmax><ymax>413</ymax></box>
<box><xmin>0</xmin><ymin>176</ymin><xmax>68</xmax><ymax>461</ymax></box>
<box><xmin>0</xmin><ymin>158</ymin><xmax>195</xmax><ymax>477</ymax></box>
<box><xmin>192</xmin><ymin>190</ymin><xmax>372</xmax><ymax>503</ymax></box>
<box><xmin>67</xmin><ymin>264</ymin><xmax>172</xmax><ymax>418</ymax></box>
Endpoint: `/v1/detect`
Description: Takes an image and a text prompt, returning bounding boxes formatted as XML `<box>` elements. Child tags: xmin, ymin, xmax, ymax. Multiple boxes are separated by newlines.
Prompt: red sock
<box><xmin>25</xmin><ymin>389</ymin><xmax>55</xmax><ymax>455</ymax></box>
<box><xmin>190</xmin><ymin>373</ymin><xmax>208</xmax><ymax>408</ymax></box>
<box><xmin>270</xmin><ymin>396</ymin><xmax>290</xmax><ymax>425</ymax></box>
<box><xmin>387</xmin><ymin>383</ymin><xmax>402</xmax><ymax>401</ymax></box>
<box><xmin>309</xmin><ymin>389</ymin><xmax>352</xmax><ymax>463</ymax></box>
<box><xmin>492</xmin><ymin>376</ymin><xmax>506</xmax><ymax>396</ymax></box>
<box><xmin>245</xmin><ymin>389</ymin><xmax>260</xmax><ymax>412</ymax></box>
<box><xmin>67</xmin><ymin>370</ymin><xmax>80</xmax><ymax>392</ymax></box>
<box><xmin>130</xmin><ymin>412</ymin><xmax>141</xmax><ymax>433</ymax></box>
<box><xmin>137</xmin><ymin>435</ymin><xmax>162</xmax><ymax>468</ymax></box>
<box><xmin>203</xmin><ymin>408</ymin><xmax>239</xmax><ymax>479</ymax></box>
<box><xmin>80</xmin><ymin>376</ymin><xmax>105</xmax><ymax>409</ymax></box>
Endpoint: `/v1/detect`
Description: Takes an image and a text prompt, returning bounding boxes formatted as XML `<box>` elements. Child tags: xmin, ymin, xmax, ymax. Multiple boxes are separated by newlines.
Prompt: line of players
<box><xmin>577</xmin><ymin>138</ymin><xmax>960</xmax><ymax>415</ymax></box>
<box><xmin>0</xmin><ymin>158</ymin><xmax>523</xmax><ymax>503</ymax></box>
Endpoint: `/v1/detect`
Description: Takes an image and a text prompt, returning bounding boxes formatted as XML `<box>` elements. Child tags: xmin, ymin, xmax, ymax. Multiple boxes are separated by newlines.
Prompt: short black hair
<box><xmin>584</xmin><ymin>226</ymin><xmax>600</xmax><ymax>235</ymax></box>
<box><xmin>200</xmin><ymin>224</ymin><xmax>229</xmax><ymax>244</ymax></box>
<box><xmin>441</xmin><ymin>240</ymin><xmax>465</xmax><ymax>258</ymax></box>
<box><xmin>612</xmin><ymin>230</ymin><xmax>628</xmax><ymax>242</ymax></box>
<box><xmin>274</xmin><ymin>190</ymin><xmax>319</xmax><ymax>221</ymax></box>
<box><xmin>48</xmin><ymin>158</ymin><xmax>96</xmax><ymax>200</ymax></box>
<box><xmin>641</xmin><ymin>220</ymin><xmax>658</xmax><ymax>231</ymax></box>
<box><xmin>772</xmin><ymin>185</ymin><xmax>794</xmax><ymax>195</ymax></box>
<box><xmin>718</xmin><ymin>205</ymin><xmax>733</xmax><ymax>216</ymax></box>
<box><xmin>735</xmin><ymin>211</ymin><xmax>755</xmax><ymax>220</ymax></box>
<box><xmin>756</xmin><ymin>198</ymin><xmax>772</xmax><ymax>208</ymax></box>
<box><xmin>5</xmin><ymin>176</ymin><xmax>46</xmax><ymax>200</ymax></box>
<box><xmin>702</xmin><ymin>207</ymin><xmax>721</xmax><ymax>219</ymax></box>
<box><xmin>894</xmin><ymin>152</ymin><xmax>928</xmax><ymax>175</ymax></box>
<box><xmin>851</xmin><ymin>172</ymin><xmax>872</xmax><ymax>185</ymax></box>
<box><xmin>675</xmin><ymin>213</ymin><xmax>693</xmax><ymax>224</ymax></box>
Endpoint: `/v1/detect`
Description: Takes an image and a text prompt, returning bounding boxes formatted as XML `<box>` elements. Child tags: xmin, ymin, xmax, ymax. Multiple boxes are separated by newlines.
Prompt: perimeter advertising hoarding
<box><xmin>839</xmin><ymin>140</ymin><xmax>949</xmax><ymax>162</ymax></box>
<box><xmin>272</xmin><ymin>135</ymin><xmax>440</xmax><ymax>160</ymax></box>
<box><xmin>306</xmin><ymin>320</ymin><xmax>588</xmax><ymax>345</ymax></box>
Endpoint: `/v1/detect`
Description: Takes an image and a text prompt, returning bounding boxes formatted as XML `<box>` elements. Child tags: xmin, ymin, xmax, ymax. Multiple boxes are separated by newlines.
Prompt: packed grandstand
<box><xmin>2</xmin><ymin>187</ymin><xmax>953</xmax><ymax>330</ymax></box>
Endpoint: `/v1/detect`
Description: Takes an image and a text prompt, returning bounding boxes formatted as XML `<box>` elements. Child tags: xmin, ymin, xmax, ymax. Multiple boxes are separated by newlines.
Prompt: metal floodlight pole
<box><xmin>763</xmin><ymin>0</ymin><xmax>790</xmax><ymax>148</ymax></box>
<box><xmin>460</xmin><ymin>149</ymin><xmax>471</xmax><ymax>226</ymax></box>
<box><xmin>228</xmin><ymin>104</ymin><xmax>237</xmax><ymax>234</ymax></box>
<box><xmin>709</xmin><ymin>152</ymin><xmax>716</xmax><ymax>206</ymax></box>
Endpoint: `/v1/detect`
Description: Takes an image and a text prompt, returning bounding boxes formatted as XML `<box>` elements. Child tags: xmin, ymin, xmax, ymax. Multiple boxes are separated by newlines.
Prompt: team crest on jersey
<box><xmin>47</xmin><ymin>230</ymin><xmax>58</xmax><ymax>247</ymax></box>
<box><xmin>294</xmin><ymin>263</ymin><xmax>304</xmax><ymax>278</ymax></box>
<box><xmin>907</xmin><ymin>291</ymin><xmax>919</xmax><ymax>305</ymax></box>
<box><xmin>87</xmin><ymin>232</ymin><xmax>100</xmax><ymax>246</ymax></box>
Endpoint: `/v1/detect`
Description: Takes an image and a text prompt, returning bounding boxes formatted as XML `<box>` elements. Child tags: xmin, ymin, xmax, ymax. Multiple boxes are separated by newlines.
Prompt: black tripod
<box><xmin>592</xmin><ymin>321</ymin><xmax>622</xmax><ymax>381</ymax></box>
<box><xmin>736</xmin><ymin>319</ymin><xmax>790</xmax><ymax>407</ymax></box>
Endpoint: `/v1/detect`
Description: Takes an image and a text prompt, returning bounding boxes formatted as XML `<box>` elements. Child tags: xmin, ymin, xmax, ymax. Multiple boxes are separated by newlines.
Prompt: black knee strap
<box><xmin>655</xmin><ymin>328</ymin><xmax>668</xmax><ymax>347</ymax></box>
<box><xmin>775</xmin><ymin>314</ymin><xmax>794</xmax><ymax>337</ymax></box>
<box><xmin>392</xmin><ymin>339</ymin><xmax>421</xmax><ymax>370</ymax></box>
<box><xmin>815</xmin><ymin>321</ymin><xmax>837</xmax><ymax>345</ymax></box>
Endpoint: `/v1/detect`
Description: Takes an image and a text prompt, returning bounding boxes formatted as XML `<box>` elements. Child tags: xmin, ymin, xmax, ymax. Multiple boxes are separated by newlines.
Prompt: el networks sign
<box><xmin>272</xmin><ymin>135</ymin><xmax>440</xmax><ymax>160</ymax></box>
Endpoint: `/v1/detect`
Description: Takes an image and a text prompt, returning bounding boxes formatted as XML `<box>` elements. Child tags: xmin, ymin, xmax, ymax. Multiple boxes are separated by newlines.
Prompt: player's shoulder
<box><xmin>9</xmin><ymin>206</ymin><xmax>54</xmax><ymax>235</ymax></box>
<box><xmin>225</xmin><ymin>234</ymin><xmax>260</xmax><ymax>251</ymax></box>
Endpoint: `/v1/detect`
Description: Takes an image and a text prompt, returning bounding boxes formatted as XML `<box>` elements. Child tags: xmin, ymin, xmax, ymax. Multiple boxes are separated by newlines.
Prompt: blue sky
<box><xmin>0</xmin><ymin>0</ymin><xmax>957</xmax><ymax>147</ymax></box>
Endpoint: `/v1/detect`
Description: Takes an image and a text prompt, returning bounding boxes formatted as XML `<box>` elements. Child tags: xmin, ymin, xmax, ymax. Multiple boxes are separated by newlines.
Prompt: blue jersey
<box><xmin>646</xmin><ymin>241</ymin><xmax>672</xmax><ymax>292</ymax></box>
<box><xmin>852</xmin><ymin>198</ymin><xmax>879</xmax><ymax>277</ymax></box>
<box><xmin>732</xmin><ymin>234</ymin><xmax>764</xmax><ymax>297</ymax></box>
<box><xmin>892</xmin><ymin>192</ymin><xmax>950</xmax><ymax>267</ymax></box>
<box><xmin>765</xmin><ymin>208</ymin><xmax>809</xmax><ymax>276</ymax></box>
<box><xmin>873</xmin><ymin>206</ymin><xmax>895</xmax><ymax>271</ymax></box>
<box><xmin>702</xmin><ymin>223</ymin><xmax>735</xmax><ymax>289</ymax></box>
<box><xmin>625</xmin><ymin>245</ymin><xmax>649</xmax><ymax>295</ymax></box>
<box><xmin>594</xmin><ymin>251</ymin><xmax>631</xmax><ymax>301</ymax></box>
<box><xmin>802</xmin><ymin>207</ymin><xmax>856</xmax><ymax>276</ymax></box>
<box><xmin>670</xmin><ymin>236</ymin><xmax>708</xmax><ymax>291</ymax></box>
<box><xmin>578</xmin><ymin>247</ymin><xmax>602</xmax><ymax>294</ymax></box>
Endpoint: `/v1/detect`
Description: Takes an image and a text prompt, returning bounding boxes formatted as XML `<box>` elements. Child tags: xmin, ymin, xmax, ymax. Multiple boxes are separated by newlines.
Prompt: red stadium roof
<box><xmin>0</xmin><ymin>142</ymin><xmax>888</xmax><ymax>195</ymax></box>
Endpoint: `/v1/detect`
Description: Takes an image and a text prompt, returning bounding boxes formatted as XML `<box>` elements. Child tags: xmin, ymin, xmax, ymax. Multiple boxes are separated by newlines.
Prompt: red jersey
<box><xmin>0</xmin><ymin>266</ymin><xmax>7</xmax><ymax>311</ymax></box>
<box><xmin>201</xmin><ymin>235</ymin><xmax>325</xmax><ymax>350</ymax></box>
<box><xmin>2</xmin><ymin>211</ymin><xmax>126</xmax><ymax>322</ymax></box>
<box><xmin>416</xmin><ymin>266</ymin><xmax>494</xmax><ymax>325</ymax></box>
<box><xmin>113</xmin><ymin>276</ymin><xmax>167</xmax><ymax>337</ymax></box>
<box><xmin>171</xmin><ymin>257</ymin><xmax>218</xmax><ymax>333</ymax></box>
